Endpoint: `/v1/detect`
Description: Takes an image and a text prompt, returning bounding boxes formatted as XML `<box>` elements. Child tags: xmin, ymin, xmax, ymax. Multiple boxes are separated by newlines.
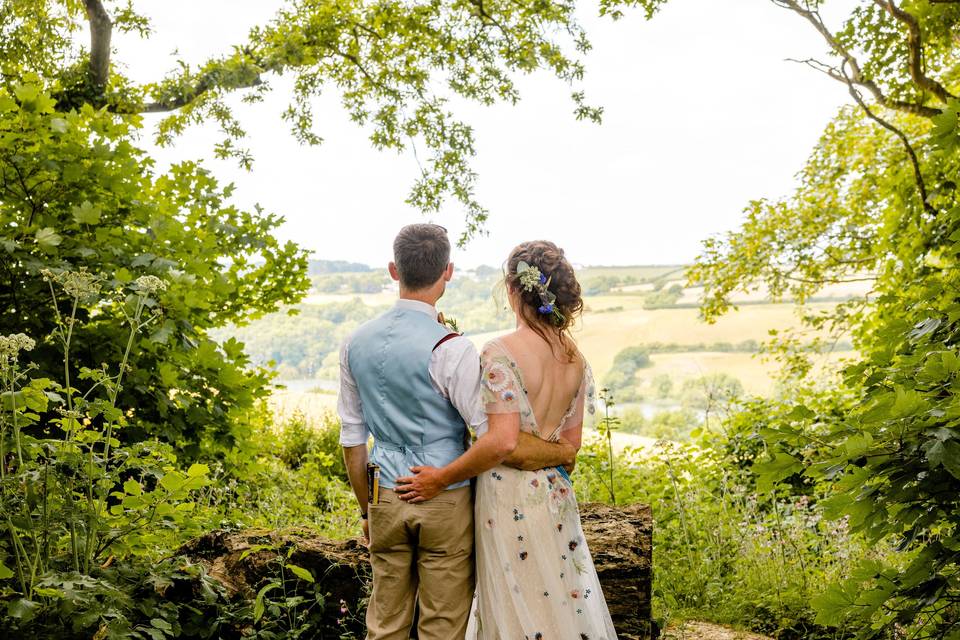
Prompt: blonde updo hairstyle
<box><xmin>505</xmin><ymin>241</ymin><xmax>584</xmax><ymax>362</ymax></box>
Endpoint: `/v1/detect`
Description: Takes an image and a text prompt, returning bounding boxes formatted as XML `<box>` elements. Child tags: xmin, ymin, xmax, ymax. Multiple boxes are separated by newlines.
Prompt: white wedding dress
<box><xmin>465</xmin><ymin>338</ymin><xmax>618</xmax><ymax>640</ymax></box>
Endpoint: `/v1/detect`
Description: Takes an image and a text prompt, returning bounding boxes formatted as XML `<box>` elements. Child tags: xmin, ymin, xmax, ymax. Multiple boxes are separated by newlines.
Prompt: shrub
<box><xmin>0</xmin><ymin>81</ymin><xmax>309</xmax><ymax>458</ymax></box>
<box><xmin>573</xmin><ymin>428</ymin><xmax>881</xmax><ymax>638</ymax></box>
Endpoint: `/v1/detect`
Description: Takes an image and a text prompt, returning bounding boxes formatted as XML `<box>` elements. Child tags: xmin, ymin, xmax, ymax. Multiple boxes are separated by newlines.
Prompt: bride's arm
<box><xmin>503</xmin><ymin>432</ymin><xmax>577</xmax><ymax>471</ymax></box>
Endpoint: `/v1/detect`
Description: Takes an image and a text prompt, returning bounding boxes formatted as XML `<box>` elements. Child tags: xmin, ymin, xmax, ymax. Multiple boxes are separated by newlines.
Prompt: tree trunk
<box><xmin>83</xmin><ymin>0</ymin><xmax>112</xmax><ymax>91</ymax></box>
<box><xmin>178</xmin><ymin>502</ymin><xmax>655</xmax><ymax>638</ymax></box>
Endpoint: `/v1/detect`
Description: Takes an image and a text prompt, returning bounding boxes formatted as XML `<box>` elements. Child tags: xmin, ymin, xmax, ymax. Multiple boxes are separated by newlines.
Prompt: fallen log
<box><xmin>178</xmin><ymin>502</ymin><xmax>655</xmax><ymax>638</ymax></box>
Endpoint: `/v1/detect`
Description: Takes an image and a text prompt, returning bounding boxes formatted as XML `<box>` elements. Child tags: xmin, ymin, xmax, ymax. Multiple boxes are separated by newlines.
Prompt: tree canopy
<box><xmin>0</xmin><ymin>0</ymin><xmax>617</xmax><ymax>455</ymax></box>
<box><xmin>675</xmin><ymin>1</ymin><xmax>960</xmax><ymax>636</ymax></box>
<box><xmin>2</xmin><ymin>0</ymin><xmax>606</xmax><ymax>242</ymax></box>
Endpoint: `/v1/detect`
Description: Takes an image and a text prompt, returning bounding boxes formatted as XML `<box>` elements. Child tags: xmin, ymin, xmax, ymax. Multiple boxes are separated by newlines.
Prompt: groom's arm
<box><xmin>338</xmin><ymin>340</ymin><xmax>371</xmax><ymax>541</ymax></box>
<box><xmin>503</xmin><ymin>432</ymin><xmax>577</xmax><ymax>471</ymax></box>
<box><xmin>396</xmin><ymin>412</ymin><xmax>519</xmax><ymax>502</ymax></box>
<box><xmin>342</xmin><ymin>445</ymin><xmax>369</xmax><ymax>517</ymax></box>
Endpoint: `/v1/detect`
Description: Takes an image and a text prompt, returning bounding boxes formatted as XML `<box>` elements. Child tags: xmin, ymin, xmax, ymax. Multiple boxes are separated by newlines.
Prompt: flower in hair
<box><xmin>516</xmin><ymin>261</ymin><xmax>565</xmax><ymax>326</ymax></box>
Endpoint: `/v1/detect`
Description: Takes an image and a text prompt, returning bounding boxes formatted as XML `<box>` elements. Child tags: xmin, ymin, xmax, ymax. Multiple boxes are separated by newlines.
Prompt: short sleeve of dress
<box><xmin>480</xmin><ymin>340</ymin><xmax>522</xmax><ymax>415</ymax></box>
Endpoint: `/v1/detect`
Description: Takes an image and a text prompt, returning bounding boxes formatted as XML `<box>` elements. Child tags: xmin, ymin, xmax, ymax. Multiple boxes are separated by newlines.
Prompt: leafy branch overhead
<box><xmin>686</xmin><ymin>0</ymin><xmax>960</xmax><ymax>320</ymax></box>
<box><xmin>5</xmin><ymin>0</ymin><xmax>606</xmax><ymax>242</ymax></box>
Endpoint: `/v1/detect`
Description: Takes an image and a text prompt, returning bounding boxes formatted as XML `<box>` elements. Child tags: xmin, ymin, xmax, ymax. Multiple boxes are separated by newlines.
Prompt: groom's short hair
<box><xmin>393</xmin><ymin>224</ymin><xmax>451</xmax><ymax>290</ymax></box>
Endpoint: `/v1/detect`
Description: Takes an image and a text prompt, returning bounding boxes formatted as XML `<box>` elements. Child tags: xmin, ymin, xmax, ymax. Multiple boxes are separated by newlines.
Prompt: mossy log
<box><xmin>178</xmin><ymin>502</ymin><xmax>655</xmax><ymax>638</ymax></box>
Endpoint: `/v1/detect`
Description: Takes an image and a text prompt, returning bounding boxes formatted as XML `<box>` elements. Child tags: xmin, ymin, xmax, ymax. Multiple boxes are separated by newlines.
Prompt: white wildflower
<box><xmin>0</xmin><ymin>333</ymin><xmax>35</xmax><ymax>359</ymax></box>
<box><xmin>133</xmin><ymin>275</ymin><xmax>167</xmax><ymax>295</ymax></box>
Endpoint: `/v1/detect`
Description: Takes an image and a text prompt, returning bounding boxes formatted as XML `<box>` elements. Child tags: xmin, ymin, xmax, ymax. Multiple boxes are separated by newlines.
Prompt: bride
<box><xmin>466</xmin><ymin>241</ymin><xmax>618</xmax><ymax>639</ymax></box>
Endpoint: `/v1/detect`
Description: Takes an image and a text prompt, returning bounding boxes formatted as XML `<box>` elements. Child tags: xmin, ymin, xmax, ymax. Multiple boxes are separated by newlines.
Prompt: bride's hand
<box><xmin>395</xmin><ymin>466</ymin><xmax>447</xmax><ymax>503</ymax></box>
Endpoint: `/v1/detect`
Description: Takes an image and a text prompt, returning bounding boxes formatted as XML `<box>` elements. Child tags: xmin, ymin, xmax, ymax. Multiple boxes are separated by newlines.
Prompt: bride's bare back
<box><xmin>497</xmin><ymin>327</ymin><xmax>584</xmax><ymax>434</ymax></box>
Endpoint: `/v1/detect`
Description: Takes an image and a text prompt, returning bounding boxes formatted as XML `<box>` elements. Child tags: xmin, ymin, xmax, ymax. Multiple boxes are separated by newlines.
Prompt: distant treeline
<box><xmin>222</xmin><ymin>270</ymin><xmax>512</xmax><ymax>380</ymax></box>
<box><xmin>637</xmin><ymin>339</ymin><xmax>853</xmax><ymax>354</ymax></box>
<box><xmin>216</xmin><ymin>299</ymin><xmax>384</xmax><ymax>379</ymax></box>
<box><xmin>312</xmin><ymin>271</ymin><xmax>389</xmax><ymax>293</ymax></box>
<box><xmin>308</xmin><ymin>259</ymin><xmax>373</xmax><ymax>275</ymax></box>
<box><xmin>645</xmin><ymin>340</ymin><xmax>762</xmax><ymax>353</ymax></box>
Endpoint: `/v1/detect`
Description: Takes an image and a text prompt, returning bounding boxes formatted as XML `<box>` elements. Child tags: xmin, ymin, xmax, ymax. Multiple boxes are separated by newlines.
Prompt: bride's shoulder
<box><xmin>481</xmin><ymin>333</ymin><xmax>516</xmax><ymax>355</ymax></box>
<box><xmin>480</xmin><ymin>336</ymin><xmax>508</xmax><ymax>361</ymax></box>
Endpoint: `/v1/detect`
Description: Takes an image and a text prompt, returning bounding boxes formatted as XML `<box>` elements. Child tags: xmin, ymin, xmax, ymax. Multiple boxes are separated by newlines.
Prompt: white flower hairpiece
<box><xmin>515</xmin><ymin>261</ymin><xmax>564</xmax><ymax>326</ymax></box>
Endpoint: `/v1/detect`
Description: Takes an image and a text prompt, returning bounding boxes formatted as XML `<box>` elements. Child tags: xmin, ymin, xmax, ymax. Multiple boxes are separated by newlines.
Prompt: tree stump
<box><xmin>178</xmin><ymin>502</ymin><xmax>655</xmax><ymax>638</ymax></box>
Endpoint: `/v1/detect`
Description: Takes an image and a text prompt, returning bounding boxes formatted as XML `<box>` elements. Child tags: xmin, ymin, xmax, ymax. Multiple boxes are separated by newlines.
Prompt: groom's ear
<box><xmin>444</xmin><ymin>262</ymin><xmax>454</xmax><ymax>282</ymax></box>
<box><xmin>388</xmin><ymin>262</ymin><xmax>401</xmax><ymax>282</ymax></box>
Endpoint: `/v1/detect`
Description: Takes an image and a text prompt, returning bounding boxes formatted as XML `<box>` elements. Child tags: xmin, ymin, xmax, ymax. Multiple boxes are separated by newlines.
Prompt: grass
<box><xmin>271</xmin><ymin>389</ymin><xmax>338</xmax><ymax>417</ymax></box>
<box><xmin>633</xmin><ymin>350</ymin><xmax>853</xmax><ymax>396</ymax></box>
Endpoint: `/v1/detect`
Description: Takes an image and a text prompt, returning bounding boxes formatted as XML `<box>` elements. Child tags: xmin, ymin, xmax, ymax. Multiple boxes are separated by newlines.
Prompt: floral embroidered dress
<box><xmin>466</xmin><ymin>338</ymin><xmax>618</xmax><ymax>640</ymax></box>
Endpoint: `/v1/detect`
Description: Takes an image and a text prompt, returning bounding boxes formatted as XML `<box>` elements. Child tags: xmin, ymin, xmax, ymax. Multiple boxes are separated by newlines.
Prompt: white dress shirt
<box><xmin>338</xmin><ymin>298</ymin><xmax>488</xmax><ymax>447</ymax></box>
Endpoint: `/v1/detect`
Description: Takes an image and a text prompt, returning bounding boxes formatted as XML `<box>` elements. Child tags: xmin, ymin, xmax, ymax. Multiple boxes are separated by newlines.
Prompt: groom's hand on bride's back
<box><xmin>395</xmin><ymin>466</ymin><xmax>447</xmax><ymax>503</ymax></box>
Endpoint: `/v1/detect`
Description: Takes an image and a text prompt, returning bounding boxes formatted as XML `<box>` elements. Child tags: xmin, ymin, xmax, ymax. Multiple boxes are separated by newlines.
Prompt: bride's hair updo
<box><xmin>505</xmin><ymin>240</ymin><xmax>584</xmax><ymax>361</ymax></box>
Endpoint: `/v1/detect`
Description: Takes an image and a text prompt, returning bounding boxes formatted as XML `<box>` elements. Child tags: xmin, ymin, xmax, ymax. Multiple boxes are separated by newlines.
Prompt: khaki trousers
<box><xmin>366</xmin><ymin>486</ymin><xmax>474</xmax><ymax>640</ymax></box>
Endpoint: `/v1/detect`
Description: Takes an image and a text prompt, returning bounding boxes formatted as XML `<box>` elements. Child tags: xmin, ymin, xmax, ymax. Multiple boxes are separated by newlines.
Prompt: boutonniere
<box><xmin>437</xmin><ymin>312</ymin><xmax>461</xmax><ymax>334</ymax></box>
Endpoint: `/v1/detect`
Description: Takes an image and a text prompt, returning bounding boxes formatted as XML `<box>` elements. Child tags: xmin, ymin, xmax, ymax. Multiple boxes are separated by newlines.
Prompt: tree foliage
<box><xmin>2</xmin><ymin>0</ymin><xmax>605</xmax><ymax>242</ymax></box>
<box><xmin>0</xmin><ymin>0</ymin><xmax>616</xmax><ymax>454</ymax></box>
<box><xmin>668</xmin><ymin>0</ymin><xmax>960</xmax><ymax>636</ymax></box>
<box><xmin>0</xmin><ymin>80</ymin><xmax>309</xmax><ymax>455</ymax></box>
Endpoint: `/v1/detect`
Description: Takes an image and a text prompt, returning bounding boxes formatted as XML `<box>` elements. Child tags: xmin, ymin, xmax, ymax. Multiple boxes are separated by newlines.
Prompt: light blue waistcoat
<box><xmin>348</xmin><ymin>306</ymin><xmax>469</xmax><ymax>490</ymax></box>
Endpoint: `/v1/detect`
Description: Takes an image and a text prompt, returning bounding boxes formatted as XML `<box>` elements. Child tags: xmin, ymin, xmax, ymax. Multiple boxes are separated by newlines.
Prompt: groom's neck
<box><xmin>398</xmin><ymin>286</ymin><xmax>442</xmax><ymax>308</ymax></box>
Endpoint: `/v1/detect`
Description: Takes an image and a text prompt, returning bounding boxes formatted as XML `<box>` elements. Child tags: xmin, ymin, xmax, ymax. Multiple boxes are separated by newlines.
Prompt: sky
<box><xmin>115</xmin><ymin>0</ymin><xmax>856</xmax><ymax>269</ymax></box>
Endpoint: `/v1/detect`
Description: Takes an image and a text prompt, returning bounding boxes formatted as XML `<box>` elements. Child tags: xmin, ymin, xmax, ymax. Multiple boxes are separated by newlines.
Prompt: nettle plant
<box><xmin>0</xmin><ymin>269</ymin><xmax>209</xmax><ymax>628</ymax></box>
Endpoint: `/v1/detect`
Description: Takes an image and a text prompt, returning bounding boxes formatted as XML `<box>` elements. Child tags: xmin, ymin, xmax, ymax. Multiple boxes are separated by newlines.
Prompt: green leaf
<box><xmin>753</xmin><ymin>452</ymin><xmax>801</xmax><ymax>491</ymax></box>
<box><xmin>0</xmin><ymin>93</ymin><xmax>17</xmax><ymax>112</ymax></box>
<box><xmin>240</xmin><ymin>544</ymin><xmax>275</xmax><ymax>561</ymax></box>
<box><xmin>253</xmin><ymin>583</ymin><xmax>281</xmax><ymax>622</ymax></box>
<box><xmin>35</xmin><ymin>227</ymin><xmax>62</xmax><ymax>249</ymax></box>
<box><xmin>810</xmin><ymin>583</ymin><xmax>854</xmax><ymax>626</ymax></box>
<box><xmin>926</xmin><ymin>439</ymin><xmax>945</xmax><ymax>467</ymax></box>
<box><xmin>286</xmin><ymin>563</ymin><xmax>315</xmax><ymax>583</ymax></box>
<box><xmin>6</xmin><ymin>598</ymin><xmax>39</xmax><ymax>621</ymax></box>
<box><xmin>0</xmin><ymin>563</ymin><xmax>14</xmax><ymax>580</ymax></box>
<box><xmin>943</xmin><ymin>350</ymin><xmax>960</xmax><ymax>373</ymax></box>
<box><xmin>151</xmin><ymin>617</ymin><xmax>173</xmax><ymax>632</ymax></box>
<box><xmin>13</xmin><ymin>83</ymin><xmax>38</xmax><ymax>103</ymax></box>
<box><xmin>845</xmin><ymin>432</ymin><xmax>873</xmax><ymax>457</ymax></box>
<box><xmin>123</xmin><ymin>478</ymin><xmax>143</xmax><ymax>496</ymax></box>
<box><xmin>187</xmin><ymin>463</ymin><xmax>209</xmax><ymax>478</ymax></box>
<box><xmin>159</xmin><ymin>472</ymin><xmax>184</xmax><ymax>492</ymax></box>
<box><xmin>0</xmin><ymin>391</ymin><xmax>24</xmax><ymax>412</ymax></box>
<box><xmin>71</xmin><ymin>200</ymin><xmax>101</xmax><ymax>225</ymax></box>
<box><xmin>942</xmin><ymin>441</ymin><xmax>960</xmax><ymax>480</ymax></box>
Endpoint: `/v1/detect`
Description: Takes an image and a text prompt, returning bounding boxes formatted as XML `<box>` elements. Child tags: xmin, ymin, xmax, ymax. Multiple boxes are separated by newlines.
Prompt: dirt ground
<box><xmin>663</xmin><ymin>621</ymin><xmax>773</xmax><ymax>640</ymax></box>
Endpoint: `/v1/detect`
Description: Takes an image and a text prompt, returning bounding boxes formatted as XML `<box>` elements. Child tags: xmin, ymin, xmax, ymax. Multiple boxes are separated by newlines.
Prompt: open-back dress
<box><xmin>465</xmin><ymin>338</ymin><xmax>618</xmax><ymax>640</ymax></box>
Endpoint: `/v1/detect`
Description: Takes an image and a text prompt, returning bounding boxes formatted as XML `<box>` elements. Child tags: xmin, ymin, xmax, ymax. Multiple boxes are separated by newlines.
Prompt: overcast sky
<box><xmin>116</xmin><ymin>0</ymin><xmax>856</xmax><ymax>269</ymax></box>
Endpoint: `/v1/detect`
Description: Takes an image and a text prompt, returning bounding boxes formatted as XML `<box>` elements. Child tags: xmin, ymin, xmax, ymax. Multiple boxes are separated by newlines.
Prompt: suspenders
<box><xmin>432</xmin><ymin>332</ymin><xmax>461</xmax><ymax>352</ymax></box>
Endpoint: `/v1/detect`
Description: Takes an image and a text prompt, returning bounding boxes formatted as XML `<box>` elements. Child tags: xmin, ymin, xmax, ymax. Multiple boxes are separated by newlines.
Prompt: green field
<box><xmin>469</xmin><ymin>298</ymin><xmax>848</xmax><ymax>392</ymax></box>
<box><xmin>577</xmin><ymin>265</ymin><xmax>686</xmax><ymax>281</ymax></box>
<box><xmin>282</xmin><ymin>276</ymin><xmax>852</xmax><ymax>403</ymax></box>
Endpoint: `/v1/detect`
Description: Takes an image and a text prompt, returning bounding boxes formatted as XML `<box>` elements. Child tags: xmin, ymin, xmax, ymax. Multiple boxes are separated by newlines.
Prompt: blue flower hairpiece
<box><xmin>516</xmin><ymin>261</ymin><xmax>565</xmax><ymax>326</ymax></box>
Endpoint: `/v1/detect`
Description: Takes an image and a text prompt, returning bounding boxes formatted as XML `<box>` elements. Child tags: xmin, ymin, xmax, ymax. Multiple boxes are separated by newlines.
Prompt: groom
<box><xmin>338</xmin><ymin>223</ymin><xmax>576</xmax><ymax>639</ymax></box>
